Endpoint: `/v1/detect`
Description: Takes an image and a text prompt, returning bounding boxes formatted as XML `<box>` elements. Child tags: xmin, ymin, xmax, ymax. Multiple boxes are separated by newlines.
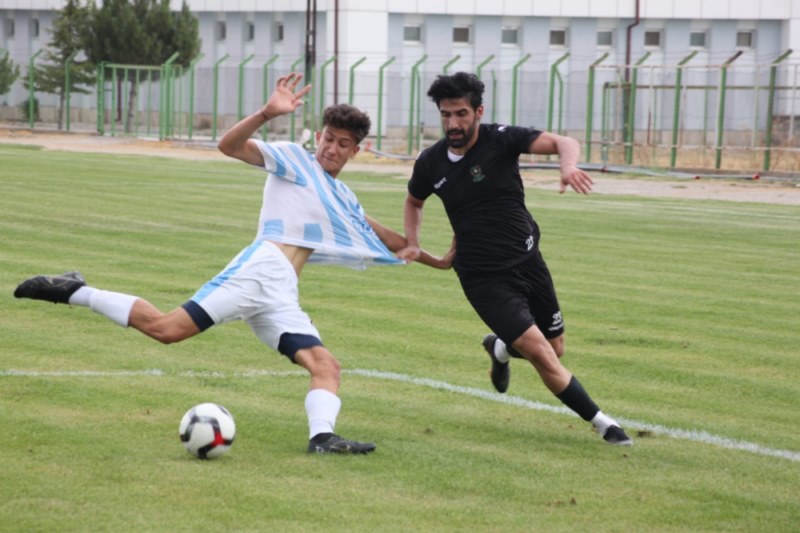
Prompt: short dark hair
<box><xmin>427</xmin><ymin>72</ymin><xmax>484</xmax><ymax>110</ymax></box>
<box><xmin>322</xmin><ymin>104</ymin><xmax>371</xmax><ymax>144</ymax></box>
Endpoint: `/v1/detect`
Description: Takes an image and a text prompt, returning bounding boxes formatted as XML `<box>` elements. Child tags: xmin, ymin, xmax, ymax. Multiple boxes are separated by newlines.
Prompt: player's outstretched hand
<box><xmin>559</xmin><ymin>165</ymin><xmax>593</xmax><ymax>195</ymax></box>
<box><xmin>261</xmin><ymin>73</ymin><xmax>312</xmax><ymax>119</ymax></box>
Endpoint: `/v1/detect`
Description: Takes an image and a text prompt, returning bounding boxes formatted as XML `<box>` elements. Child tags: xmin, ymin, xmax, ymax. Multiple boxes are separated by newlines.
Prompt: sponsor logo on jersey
<box><xmin>525</xmin><ymin>235</ymin><xmax>535</xmax><ymax>251</ymax></box>
<box><xmin>470</xmin><ymin>165</ymin><xmax>485</xmax><ymax>182</ymax></box>
<box><xmin>434</xmin><ymin>177</ymin><xmax>448</xmax><ymax>189</ymax></box>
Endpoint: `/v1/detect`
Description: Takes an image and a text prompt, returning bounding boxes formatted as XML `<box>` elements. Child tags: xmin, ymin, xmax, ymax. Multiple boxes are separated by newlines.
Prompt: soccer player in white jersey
<box><xmin>15</xmin><ymin>72</ymin><xmax>453</xmax><ymax>455</ymax></box>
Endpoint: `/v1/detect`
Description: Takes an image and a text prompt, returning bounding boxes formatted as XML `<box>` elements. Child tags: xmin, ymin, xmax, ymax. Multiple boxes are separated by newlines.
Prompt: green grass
<box><xmin>1</xmin><ymin>144</ymin><xmax>799</xmax><ymax>531</ymax></box>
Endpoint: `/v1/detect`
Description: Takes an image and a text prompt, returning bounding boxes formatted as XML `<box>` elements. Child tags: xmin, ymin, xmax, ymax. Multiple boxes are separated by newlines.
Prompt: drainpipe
<box><xmin>333</xmin><ymin>0</ymin><xmax>339</xmax><ymax>103</ymax></box>
<box><xmin>624</xmin><ymin>0</ymin><xmax>641</xmax><ymax>157</ymax></box>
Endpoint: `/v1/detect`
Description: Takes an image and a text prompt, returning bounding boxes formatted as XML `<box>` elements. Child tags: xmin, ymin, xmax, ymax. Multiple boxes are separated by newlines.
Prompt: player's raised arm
<box><xmin>218</xmin><ymin>72</ymin><xmax>312</xmax><ymax>166</ymax></box>
<box><xmin>528</xmin><ymin>131</ymin><xmax>593</xmax><ymax>195</ymax></box>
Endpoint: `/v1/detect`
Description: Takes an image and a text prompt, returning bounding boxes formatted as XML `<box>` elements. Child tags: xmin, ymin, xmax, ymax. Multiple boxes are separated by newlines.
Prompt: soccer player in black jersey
<box><xmin>397</xmin><ymin>72</ymin><xmax>632</xmax><ymax>446</ymax></box>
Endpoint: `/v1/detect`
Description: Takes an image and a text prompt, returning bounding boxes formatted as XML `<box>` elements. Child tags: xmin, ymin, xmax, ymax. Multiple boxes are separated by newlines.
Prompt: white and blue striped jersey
<box><xmin>253</xmin><ymin>140</ymin><xmax>404</xmax><ymax>270</ymax></box>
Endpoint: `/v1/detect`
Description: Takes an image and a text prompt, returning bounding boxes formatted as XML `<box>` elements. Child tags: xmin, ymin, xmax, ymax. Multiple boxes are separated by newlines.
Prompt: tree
<box><xmin>23</xmin><ymin>0</ymin><xmax>94</xmax><ymax>129</ymax></box>
<box><xmin>82</xmin><ymin>0</ymin><xmax>201</xmax><ymax>132</ymax></box>
<box><xmin>0</xmin><ymin>48</ymin><xmax>21</xmax><ymax>101</ymax></box>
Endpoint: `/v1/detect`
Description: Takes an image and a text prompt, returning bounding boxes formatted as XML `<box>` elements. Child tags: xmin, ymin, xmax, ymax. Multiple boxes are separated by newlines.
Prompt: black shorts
<box><xmin>456</xmin><ymin>250</ymin><xmax>564</xmax><ymax>345</ymax></box>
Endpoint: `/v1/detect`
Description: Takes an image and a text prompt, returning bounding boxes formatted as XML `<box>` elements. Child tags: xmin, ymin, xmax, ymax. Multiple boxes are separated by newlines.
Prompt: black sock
<box><xmin>556</xmin><ymin>376</ymin><xmax>599</xmax><ymax>422</ymax></box>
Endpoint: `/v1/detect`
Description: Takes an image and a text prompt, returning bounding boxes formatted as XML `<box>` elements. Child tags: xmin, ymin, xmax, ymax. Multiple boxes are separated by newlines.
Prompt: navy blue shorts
<box><xmin>456</xmin><ymin>250</ymin><xmax>564</xmax><ymax>345</ymax></box>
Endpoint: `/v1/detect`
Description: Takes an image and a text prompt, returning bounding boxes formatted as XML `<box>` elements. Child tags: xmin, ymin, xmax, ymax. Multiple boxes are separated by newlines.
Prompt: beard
<box><xmin>445</xmin><ymin>122</ymin><xmax>477</xmax><ymax>149</ymax></box>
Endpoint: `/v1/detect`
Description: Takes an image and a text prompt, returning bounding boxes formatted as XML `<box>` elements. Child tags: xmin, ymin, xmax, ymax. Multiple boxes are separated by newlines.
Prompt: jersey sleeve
<box><xmin>407</xmin><ymin>154</ymin><xmax>434</xmax><ymax>200</ymax></box>
<box><xmin>498</xmin><ymin>125</ymin><xmax>541</xmax><ymax>156</ymax></box>
<box><xmin>253</xmin><ymin>140</ymin><xmax>313</xmax><ymax>185</ymax></box>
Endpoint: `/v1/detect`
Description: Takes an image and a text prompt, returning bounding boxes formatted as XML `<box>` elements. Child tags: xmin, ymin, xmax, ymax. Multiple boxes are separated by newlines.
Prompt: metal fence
<box><xmin>3</xmin><ymin>50</ymin><xmax>800</xmax><ymax>172</ymax></box>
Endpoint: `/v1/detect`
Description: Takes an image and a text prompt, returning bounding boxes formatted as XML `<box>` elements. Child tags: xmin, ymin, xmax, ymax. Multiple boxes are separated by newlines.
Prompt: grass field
<box><xmin>1</xmin><ymin>143</ymin><xmax>799</xmax><ymax>532</ymax></box>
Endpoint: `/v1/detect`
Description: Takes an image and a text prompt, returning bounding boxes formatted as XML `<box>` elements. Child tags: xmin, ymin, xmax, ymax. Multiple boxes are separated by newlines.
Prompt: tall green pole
<box><xmin>289</xmin><ymin>56</ymin><xmax>303</xmax><ymax>142</ymax></box>
<box><xmin>763</xmin><ymin>49</ymin><xmax>793</xmax><ymax>171</ymax></box>
<box><xmin>714</xmin><ymin>51</ymin><xmax>743</xmax><ymax>169</ymax></box>
<box><xmin>160</xmin><ymin>52</ymin><xmax>180</xmax><ymax>140</ymax></box>
<box><xmin>625</xmin><ymin>52</ymin><xmax>651</xmax><ymax>164</ymax></box>
<box><xmin>442</xmin><ymin>55</ymin><xmax>461</xmax><ymax>74</ymax></box>
<box><xmin>96</xmin><ymin>62</ymin><xmax>105</xmax><ymax>135</ymax></box>
<box><xmin>211</xmin><ymin>54</ymin><xmax>229</xmax><ymax>142</ymax></box>
<box><xmin>669</xmin><ymin>51</ymin><xmax>698</xmax><ymax>168</ymax></box>
<box><xmin>510</xmin><ymin>54</ymin><xmax>531</xmax><ymax>126</ymax></box>
<box><xmin>187</xmin><ymin>53</ymin><xmax>204</xmax><ymax>140</ymax></box>
<box><xmin>584</xmin><ymin>53</ymin><xmax>609</xmax><ymax>162</ymax></box>
<box><xmin>376</xmin><ymin>56</ymin><xmax>395</xmax><ymax>151</ymax></box>
<box><xmin>547</xmin><ymin>53</ymin><xmax>570</xmax><ymax>132</ymax></box>
<box><xmin>348</xmin><ymin>56</ymin><xmax>367</xmax><ymax>105</ymax></box>
<box><xmin>407</xmin><ymin>54</ymin><xmax>427</xmax><ymax>155</ymax></box>
<box><xmin>317</xmin><ymin>55</ymin><xmax>337</xmax><ymax>131</ymax></box>
<box><xmin>476</xmin><ymin>55</ymin><xmax>495</xmax><ymax>81</ymax></box>
<box><xmin>64</xmin><ymin>51</ymin><xmax>78</xmax><ymax>132</ymax></box>
<box><xmin>237</xmin><ymin>54</ymin><xmax>255</xmax><ymax>121</ymax></box>
<box><xmin>28</xmin><ymin>49</ymin><xmax>43</xmax><ymax>128</ymax></box>
<box><xmin>261</xmin><ymin>54</ymin><xmax>279</xmax><ymax>141</ymax></box>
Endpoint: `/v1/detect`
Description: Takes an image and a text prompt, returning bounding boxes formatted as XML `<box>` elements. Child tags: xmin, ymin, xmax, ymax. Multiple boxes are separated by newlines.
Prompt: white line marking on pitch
<box><xmin>3</xmin><ymin>367</ymin><xmax>798</xmax><ymax>463</ymax></box>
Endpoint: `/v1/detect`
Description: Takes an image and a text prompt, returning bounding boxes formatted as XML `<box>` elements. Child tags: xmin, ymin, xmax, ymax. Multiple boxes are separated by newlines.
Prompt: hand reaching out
<box><xmin>559</xmin><ymin>165</ymin><xmax>593</xmax><ymax>194</ymax></box>
<box><xmin>261</xmin><ymin>73</ymin><xmax>312</xmax><ymax>120</ymax></box>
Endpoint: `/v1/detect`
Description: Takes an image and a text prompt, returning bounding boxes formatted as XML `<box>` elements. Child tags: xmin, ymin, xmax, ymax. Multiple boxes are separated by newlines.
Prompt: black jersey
<box><xmin>408</xmin><ymin>123</ymin><xmax>541</xmax><ymax>273</ymax></box>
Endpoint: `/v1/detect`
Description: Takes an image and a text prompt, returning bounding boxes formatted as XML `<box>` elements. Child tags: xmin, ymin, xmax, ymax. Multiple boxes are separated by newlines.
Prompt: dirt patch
<box><xmin>2</xmin><ymin>128</ymin><xmax>799</xmax><ymax>206</ymax></box>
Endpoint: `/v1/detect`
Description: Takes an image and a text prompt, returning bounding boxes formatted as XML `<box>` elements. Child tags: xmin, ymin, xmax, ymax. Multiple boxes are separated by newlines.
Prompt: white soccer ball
<box><xmin>178</xmin><ymin>403</ymin><xmax>236</xmax><ymax>459</ymax></box>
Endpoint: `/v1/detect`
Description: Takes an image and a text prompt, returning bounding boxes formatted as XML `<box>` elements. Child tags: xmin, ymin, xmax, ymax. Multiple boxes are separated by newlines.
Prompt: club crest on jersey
<box><xmin>470</xmin><ymin>165</ymin><xmax>485</xmax><ymax>182</ymax></box>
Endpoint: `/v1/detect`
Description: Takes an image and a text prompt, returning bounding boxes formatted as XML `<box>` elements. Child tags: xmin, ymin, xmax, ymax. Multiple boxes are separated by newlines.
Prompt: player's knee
<box><xmin>550</xmin><ymin>337</ymin><xmax>565</xmax><ymax>358</ymax></box>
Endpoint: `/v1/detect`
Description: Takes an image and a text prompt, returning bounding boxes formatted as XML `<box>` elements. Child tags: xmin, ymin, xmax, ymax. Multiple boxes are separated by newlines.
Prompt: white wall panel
<box><xmin>561</xmin><ymin>0</ymin><xmax>591</xmax><ymax>18</ymax></box>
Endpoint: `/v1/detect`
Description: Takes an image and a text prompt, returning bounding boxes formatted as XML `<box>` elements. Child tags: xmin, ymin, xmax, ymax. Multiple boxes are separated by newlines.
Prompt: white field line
<box><xmin>3</xmin><ymin>367</ymin><xmax>798</xmax><ymax>463</ymax></box>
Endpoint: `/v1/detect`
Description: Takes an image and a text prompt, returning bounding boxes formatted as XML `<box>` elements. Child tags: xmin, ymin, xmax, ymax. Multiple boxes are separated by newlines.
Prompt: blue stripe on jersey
<box><xmin>262</xmin><ymin>219</ymin><xmax>284</xmax><ymax>238</ymax></box>
<box><xmin>323</xmin><ymin>177</ymin><xmax>389</xmax><ymax>256</ymax></box>
<box><xmin>264</xmin><ymin>143</ymin><xmax>308</xmax><ymax>187</ymax></box>
<box><xmin>288</xmin><ymin>144</ymin><xmax>353</xmax><ymax>248</ymax></box>
<box><xmin>192</xmin><ymin>241</ymin><xmax>262</xmax><ymax>303</ymax></box>
<box><xmin>303</xmin><ymin>223</ymin><xmax>323</xmax><ymax>242</ymax></box>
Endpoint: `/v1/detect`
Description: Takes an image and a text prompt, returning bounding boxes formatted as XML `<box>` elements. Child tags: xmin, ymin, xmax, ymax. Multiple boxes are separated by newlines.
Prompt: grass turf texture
<box><xmin>1</xmin><ymin>144</ymin><xmax>799</xmax><ymax>531</ymax></box>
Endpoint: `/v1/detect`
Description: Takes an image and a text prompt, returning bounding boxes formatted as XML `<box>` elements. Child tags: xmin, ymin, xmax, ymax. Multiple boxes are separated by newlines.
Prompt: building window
<box><xmin>549</xmin><ymin>29</ymin><xmax>567</xmax><ymax>47</ymax></box>
<box><xmin>216</xmin><ymin>21</ymin><xmax>226</xmax><ymax>41</ymax></box>
<box><xmin>644</xmin><ymin>30</ymin><xmax>662</xmax><ymax>47</ymax></box>
<box><xmin>453</xmin><ymin>26</ymin><xmax>470</xmax><ymax>44</ymax></box>
<box><xmin>6</xmin><ymin>19</ymin><xmax>14</xmax><ymax>38</ymax></box>
<box><xmin>404</xmin><ymin>25</ymin><xmax>422</xmax><ymax>43</ymax></box>
<box><xmin>597</xmin><ymin>30</ymin><xmax>613</xmax><ymax>47</ymax></box>
<box><xmin>32</xmin><ymin>18</ymin><xmax>39</xmax><ymax>38</ymax></box>
<box><xmin>246</xmin><ymin>21</ymin><xmax>254</xmax><ymax>41</ymax></box>
<box><xmin>689</xmin><ymin>31</ymin><xmax>707</xmax><ymax>48</ymax></box>
<box><xmin>736</xmin><ymin>30</ymin><xmax>754</xmax><ymax>48</ymax></box>
<box><xmin>501</xmin><ymin>27</ymin><xmax>519</xmax><ymax>45</ymax></box>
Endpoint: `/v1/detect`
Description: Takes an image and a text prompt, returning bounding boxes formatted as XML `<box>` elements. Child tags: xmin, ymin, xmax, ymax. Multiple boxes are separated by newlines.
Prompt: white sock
<box><xmin>591</xmin><ymin>411</ymin><xmax>618</xmax><ymax>435</ymax></box>
<box><xmin>68</xmin><ymin>286</ymin><xmax>96</xmax><ymax>306</ymax></box>
<box><xmin>493</xmin><ymin>338</ymin><xmax>511</xmax><ymax>363</ymax></box>
<box><xmin>87</xmin><ymin>290</ymin><xmax>138</xmax><ymax>327</ymax></box>
<box><xmin>305</xmin><ymin>389</ymin><xmax>342</xmax><ymax>439</ymax></box>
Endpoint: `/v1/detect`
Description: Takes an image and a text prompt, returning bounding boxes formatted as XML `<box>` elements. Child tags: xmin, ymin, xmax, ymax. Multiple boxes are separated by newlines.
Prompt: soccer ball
<box><xmin>178</xmin><ymin>403</ymin><xmax>236</xmax><ymax>459</ymax></box>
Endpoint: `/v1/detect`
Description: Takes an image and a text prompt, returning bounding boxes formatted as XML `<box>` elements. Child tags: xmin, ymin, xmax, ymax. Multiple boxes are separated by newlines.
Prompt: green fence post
<box><xmin>211</xmin><ymin>54</ymin><xmax>229</xmax><ymax>142</ymax></box>
<box><xmin>547</xmin><ymin>53</ymin><xmax>570</xmax><ymax>133</ymax></box>
<box><xmin>511</xmin><ymin>54</ymin><xmax>531</xmax><ymax>126</ymax></box>
<box><xmin>764</xmin><ymin>49</ymin><xmax>793</xmax><ymax>171</ymax></box>
<box><xmin>625</xmin><ymin>52</ymin><xmax>651</xmax><ymax>164</ymax></box>
<box><xmin>261</xmin><ymin>54</ymin><xmax>279</xmax><ymax>141</ymax></box>
<box><xmin>289</xmin><ymin>56</ymin><xmax>303</xmax><ymax>142</ymax></box>
<box><xmin>186</xmin><ymin>53</ymin><xmax>204</xmax><ymax>140</ymax></box>
<box><xmin>348</xmin><ymin>56</ymin><xmax>367</xmax><ymax>105</ymax></box>
<box><xmin>63</xmin><ymin>51</ymin><xmax>78</xmax><ymax>131</ymax></box>
<box><xmin>476</xmin><ymin>55</ymin><xmax>495</xmax><ymax>81</ymax></box>
<box><xmin>237</xmin><ymin>54</ymin><xmax>255</xmax><ymax>121</ymax></box>
<box><xmin>376</xmin><ymin>56</ymin><xmax>395</xmax><ymax>151</ymax></box>
<box><xmin>669</xmin><ymin>51</ymin><xmax>698</xmax><ymax>168</ymax></box>
<box><xmin>28</xmin><ymin>49</ymin><xmax>43</xmax><ymax>128</ymax></box>
<box><xmin>159</xmin><ymin>52</ymin><xmax>180</xmax><ymax>140</ymax></box>
<box><xmin>714</xmin><ymin>51</ymin><xmax>743</xmax><ymax>169</ymax></box>
<box><xmin>96</xmin><ymin>62</ymin><xmax>105</xmax><ymax>135</ymax></box>
<box><xmin>111</xmin><ymin>66</ymin><xmax>118</xmax><ymax>137</ymax></box>
<box><xmin>315</xmin><ymin>55</ymin><xmax>337</xmax><ymax>146</ymax></box>
<box><xmin>443</xmin><ymin>54</ymin><xmax>461</xmax><ymax>74</ymax></box>
<box><xmin>407</xmin><ymin>54</ymin><xmax>428</xmax><ymax>155</ymax></box>
<box><xmin>491</xmin><ymin>70</ymin><xmax>497</xmax><ymax>123</ymax></box>
<box><xmin>584</xmin><ymin>53</ymin><xmax>609</xmax><ymax>162</ymax></box>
